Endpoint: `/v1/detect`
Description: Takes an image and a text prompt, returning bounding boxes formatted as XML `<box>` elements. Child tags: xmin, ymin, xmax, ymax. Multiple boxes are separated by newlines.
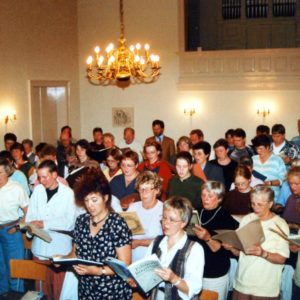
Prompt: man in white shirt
<box><xmin>119</xmin><ymin>127</ymin><xmax>144</xmax><ymax>162</ymax></box>
<box><xmin>26</xmin><ymin>160</ymin><xmax>76</xmax><ymax>300</ymax></box>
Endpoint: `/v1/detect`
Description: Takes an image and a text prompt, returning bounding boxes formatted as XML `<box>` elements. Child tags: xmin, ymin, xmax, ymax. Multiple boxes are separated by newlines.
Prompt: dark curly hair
<box><xmin>73</xmin><ymin>168</ymin><xmax>112</xmax><ymax>209</ymax></box>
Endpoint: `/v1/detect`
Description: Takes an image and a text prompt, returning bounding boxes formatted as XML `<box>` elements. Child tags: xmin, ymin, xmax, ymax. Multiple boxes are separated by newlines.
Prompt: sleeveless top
<box><xmin>150</xmin><ymin>235</ymin><xmax>198</xmax><ymax>300</ymax></box>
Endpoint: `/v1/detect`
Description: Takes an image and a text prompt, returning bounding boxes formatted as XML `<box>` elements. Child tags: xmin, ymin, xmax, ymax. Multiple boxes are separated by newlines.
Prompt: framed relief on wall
<box><xmin>112</xmin><ymin>107</ymin><xmax>134</xmax><ymax>127</ymax></box>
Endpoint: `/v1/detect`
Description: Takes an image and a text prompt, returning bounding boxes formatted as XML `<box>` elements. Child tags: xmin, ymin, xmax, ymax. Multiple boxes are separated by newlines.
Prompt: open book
<box><xmin>19</xmin><ymin>222</ymin><xmax>52</xmax><ymax>243</ymax></box>
<box><xmin>49</xmin><ymin>254</ymin><xmax>163</xmax><ymax>293</ymax></box>
<box><xmin>185</xmin><ymin>210</ymin><xmax>200</xmax><ymax>236</ymax></box>
<box><xmin>270</xmin><ymin>224</ymin><xmax>300</xmax><ymax>246</ymax></box>
<box><xmin>119</xmin><ymin>211</ymin><xmax>145</xmax><ymax>235</ymax></box>
<box><xmin>51</xmin><ymin>257</ymin><xmax>104</xmax><ymax>266</ymax></box>
<box><xmin>106</xmin><ymin>254</ymin><xmax>163</xmax><ymax>293</ymax></box>
<box><xmin>212</xmin><ymin>218</ymin><xmax>265</xmax><ymax>251</ymax></box>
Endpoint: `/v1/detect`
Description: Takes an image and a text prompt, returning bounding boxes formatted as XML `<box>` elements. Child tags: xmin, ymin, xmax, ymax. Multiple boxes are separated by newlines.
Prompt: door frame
<box><xmin>29</xmin><ymin>80</ymin><xmax>70</xmax><ymax>143</ymax></box>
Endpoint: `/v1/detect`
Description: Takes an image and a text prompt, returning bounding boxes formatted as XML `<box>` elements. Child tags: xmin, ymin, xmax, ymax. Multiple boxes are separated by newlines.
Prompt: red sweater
<box><xmin>138</xmin><ymin>160</ymin><xmax>173</xmax><ymax>200</ymax></box>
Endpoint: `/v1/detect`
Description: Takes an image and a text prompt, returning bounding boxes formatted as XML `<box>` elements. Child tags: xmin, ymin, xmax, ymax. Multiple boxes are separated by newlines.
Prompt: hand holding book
<box><xmin>192</xmin><ymin>224</ymin><xmax>211</xmax><ymax>242</ymax></box>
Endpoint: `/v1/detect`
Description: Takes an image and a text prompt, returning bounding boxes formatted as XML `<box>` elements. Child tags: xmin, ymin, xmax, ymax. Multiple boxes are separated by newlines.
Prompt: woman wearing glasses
<box><xmin>110</xmin><ymin>151</ymin><xmax>139</xmax><ymax>207</ymax></box>
<box><xmin>148</xmin><ymin>196</ymin><xmax>204</xmax><ymax>300</ymax></box>
<box><xmin>193</xmin><ymin>181</ymin><xmax>239</xmax><ymax>300</ymax></box>
<box><xmin>138</xmin><ymin>141</ymin><xmax>172</xmax><ymax>200</ymax></box>
<box><xmin>223</xmin><ymin>165</ymin><xmax>252</xmax><ymax>216</ymax></box>
<box><xmin>224</xmin><ymin>186</ymin><xmax>289</xmax><ymax>299</ymax></box>
<box><xmin>127</xmin><ymin>171</ymin><xmax>163</xmax><ymax>262</ymax></box>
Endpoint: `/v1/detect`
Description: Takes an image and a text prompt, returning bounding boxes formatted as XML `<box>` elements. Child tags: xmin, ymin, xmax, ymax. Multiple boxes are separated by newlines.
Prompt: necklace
<box><xmin>91</xmin><ymin>213</ymin><xmax>109</xmax><ymax>227</ymax></box>
<box><xmin>200</xmin><ymin>206</ymin><xmax>222</xmax><ymax>226</ymax></box>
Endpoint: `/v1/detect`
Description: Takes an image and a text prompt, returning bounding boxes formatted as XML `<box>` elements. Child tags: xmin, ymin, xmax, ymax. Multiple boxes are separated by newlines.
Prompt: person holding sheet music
<box><xmin>147</xmin><ymin>196</ymin><xmax>204</xmax><ymax>300</ymax></box>
<box><xmin>102</xmin><ymin>148</ymin><xmax>123</xmax><ymax>182</ymax></box>
<box><xmin>26</xmin><ymin>159</ymin><xmax>77</xmax><ymax>300</ymax></box>
<box><xmin>63</xmin><ymin>168</ymin><xmax>132</xmax><ymax>300</ymax></box>
<box><xmin>73</xmin><ymin>139</ymin><xmax>99</xmax><ymax>170</ymax></box>
<box><xmin>67</xmin><ymin>139</ymin><xmax>100</xmax><ymax>188</ymax></box>
<box><xmin>0</xmin><ymin>157</ymin><xmax>29</xmax><ymax>295</ymax></box>
<box><xmin>192</xmin><ymin>181</ymin><xmax>238</xmax><ymax>300</ymax></box>
<box><xmin>127</xmin><ymin>171</ymin><xmax>163</xmax><ymax>262</ymax></box>
<box><xmin>110</xmin><ymin>150</ymin><xmax>140</xmax><ymax>208</ymax></box>
<box><xmin>223</xmin><ymin>186</ymin><xmax>290</xmax><ymax>299</ymax></box>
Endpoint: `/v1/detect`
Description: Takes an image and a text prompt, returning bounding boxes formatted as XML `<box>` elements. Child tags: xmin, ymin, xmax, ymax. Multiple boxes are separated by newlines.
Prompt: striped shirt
<box><xmin>252</xmin><ymin>154</ymin><xmax>286</xmax><ymax>202</ymax></box>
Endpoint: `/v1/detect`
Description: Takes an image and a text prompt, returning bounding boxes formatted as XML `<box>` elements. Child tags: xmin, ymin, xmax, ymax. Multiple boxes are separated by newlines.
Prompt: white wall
<box><xmin>78</xmin><ymin>0</ymin><xmax>180</xmax><ymax>144</ymax></box>
<box><xmin>0</xmin><ymin>0</ymin><xmax>80</xmax><ymax>149</ymax></box>
<box><xmin>78</xmin><ymin>0</ymin><xmax>300</xmax><ymax>147</ymax></box>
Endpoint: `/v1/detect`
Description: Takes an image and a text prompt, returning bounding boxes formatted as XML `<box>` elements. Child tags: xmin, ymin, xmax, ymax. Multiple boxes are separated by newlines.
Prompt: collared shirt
<box><xmin>235</xmin><ymin>213</ymin><xmax>289</xmax><ymax>297</ymax></box>
<box><xmin>147</xmin><ymin>233</ymin><xmax>204</xmax><ymax>300</ymax></box>
<box><xmin>25</xmin><ymin>181</ymin><xmax>76</xmax><ymax>259</ymax></box>
<box><xmin>118</xmin><ymin>139</ymin><xmax>144</xmax><ymax>162</ymax></box>
<box><xmin>0</xmin><ymin>179</ymin><xmax>29</xmax><ymax>224</ymax></box>
<box><xmin>155</xmin><ymin>134</ymin><xmax>164</xmax><ymax>143</ymax></box>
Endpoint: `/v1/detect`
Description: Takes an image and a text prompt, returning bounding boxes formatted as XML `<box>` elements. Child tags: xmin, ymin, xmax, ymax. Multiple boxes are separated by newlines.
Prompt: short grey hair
<box><xmin>201</xmin><ymin>181</ymin><xmax>225</xmax><ymax>201</ymax></box>
<box><xmin>250</xmin><ymin>185</ymin><xmax>274</xmax><ymax>203</ymax></box>
<box><xmin>164</xmin><ymin>196</ymin><xmax>193</xmax><ymax>224</ymax></box>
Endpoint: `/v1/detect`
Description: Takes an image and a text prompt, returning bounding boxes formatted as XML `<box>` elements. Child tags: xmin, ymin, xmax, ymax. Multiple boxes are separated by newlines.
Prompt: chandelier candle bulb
<box><xmin>86</xmin><ymin>56</ymin><xmax>93</xmax><ymax>69</ymax></box>
<box><xmin>94</xmin><ymin>46</ymin><xmax>100</xmax><ymax>60</ymax></box>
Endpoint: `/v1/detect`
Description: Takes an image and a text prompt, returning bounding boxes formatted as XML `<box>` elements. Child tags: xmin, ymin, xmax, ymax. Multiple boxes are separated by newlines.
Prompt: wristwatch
<box><xmin>262</xmin><ymin>250</ymin><xmax>269</xmax><ymax>259</ymax></box>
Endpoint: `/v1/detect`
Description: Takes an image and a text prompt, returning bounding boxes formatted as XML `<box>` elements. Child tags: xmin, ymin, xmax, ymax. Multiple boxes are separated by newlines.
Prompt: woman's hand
<box><xmin>290</xmin><ymin>244</ymin><xmax>300</xmax><ymax>253</ymax></box>
<box><xmin>52</xmin><ymin>255</ymin><xmax>64</xmax><ymax>268</ymax></box>
<box><xmin>73</xmin><ymin>264</ymin><xmax>102</xmax><ymax>276</ymax></box>
<box><xmin>192</xmin><ymin>224</ymin><xmax>211</xmax><ymax>241</ymax></box>
<box><xmin>244</xmin><ymin>245</ymin><xmax>264</xmax><ymax>257</ymax></box>
<box><xmin>154</xmin><ymin>267</ymin><xmax>178</xmax><ymax>284</ymax></box>
<box><xmin>222</xmin><ymin>243</ymin><xmax>240</xmax><ymax>256</ymax></box>
<box><xmin>127</xmin><ymin>277</ymin><xmax>137</xmax><ymax>288</ymax></box>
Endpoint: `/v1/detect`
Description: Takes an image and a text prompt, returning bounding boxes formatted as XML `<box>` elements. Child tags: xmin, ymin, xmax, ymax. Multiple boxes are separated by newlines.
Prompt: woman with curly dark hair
<box><xmin>61</xmin><ymin>168</ymin><xmax>132</xmax><ymax>299</ymax></box>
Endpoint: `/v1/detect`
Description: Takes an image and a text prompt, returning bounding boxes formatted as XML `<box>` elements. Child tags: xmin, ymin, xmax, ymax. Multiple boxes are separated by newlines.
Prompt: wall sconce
<box><xmin>184</xmin><ymin>108</ymin><xmax>196</xmax><ymax>117</ymax></box>
<box><xmin>4</xmin><ymin>113</ymin><xmax>17</xmax><ymax>125</ymax></box>
<box><xmin>257</xmin><ymin>107</ymin><xmax>270</xmax><ymax>118</ymax></box>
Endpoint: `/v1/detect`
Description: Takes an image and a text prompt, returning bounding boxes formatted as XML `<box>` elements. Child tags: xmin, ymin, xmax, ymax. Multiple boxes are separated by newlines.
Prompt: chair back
<box><xmin>132</xmin><ymin>292</ymin><xmax>146</xmax><ymax>300</ymax></box>
<box><xmin>199</xmin><ymin>289</ymin><xmax>218</xmax><ymax>300</ymax></box>
<box><xmin>10</xmin><ymin>259</ymin><xmax>47</xmax><ymax>281</ymax></box>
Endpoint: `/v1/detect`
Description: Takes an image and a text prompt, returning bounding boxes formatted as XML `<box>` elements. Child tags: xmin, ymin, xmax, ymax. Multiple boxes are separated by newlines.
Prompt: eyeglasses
<box><xmin>138</xmin><ymin>187</ymin><xmax>154</xmax><ymax>194</ymax></box>
<box><xmin>160</xmin><ymin>216</ymin><xmax>183</xmax><ymax>225</ymax></box>
<box><xmin>121</xmin><ymin>163</ymin><xmax>136</xmax><ymax>168</ymax></box>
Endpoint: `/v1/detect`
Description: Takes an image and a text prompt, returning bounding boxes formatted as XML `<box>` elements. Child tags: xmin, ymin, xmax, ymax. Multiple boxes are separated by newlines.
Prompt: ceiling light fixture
<box><xmin>86</xmin><ymin>0</ymin><xmax>160</xmax><ymax>85</ymax></box>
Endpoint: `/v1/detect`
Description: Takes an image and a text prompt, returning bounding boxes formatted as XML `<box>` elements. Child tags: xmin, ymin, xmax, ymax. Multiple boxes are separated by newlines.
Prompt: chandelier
<box><xmin>86</xmin><ymin>0</ymin><xmax>160</xmax><ymax>85</ymax></box>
